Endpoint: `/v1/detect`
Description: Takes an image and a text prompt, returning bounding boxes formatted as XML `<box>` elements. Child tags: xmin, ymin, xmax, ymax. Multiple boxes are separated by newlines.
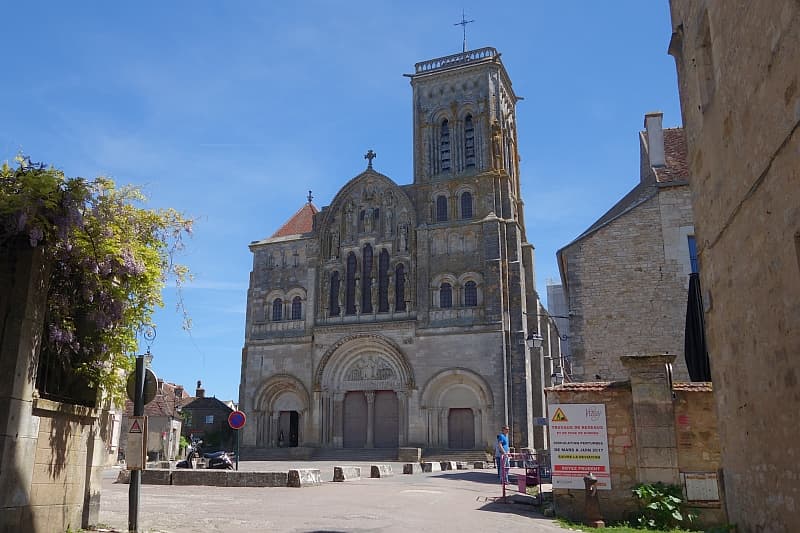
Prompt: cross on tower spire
<box><xmin>453</xmin><ymin>10</ymin><xmax>475</xmax><ymax>53</ymax></box>
<box><xmin>364</xmin><ymin>149</ymin><xmax>376</xmax><ymax>169</ymax></box>
<box><xmin>307</xmin><ymin>190</ymin><xmax>313</xmax><ymax>204</ymax></box>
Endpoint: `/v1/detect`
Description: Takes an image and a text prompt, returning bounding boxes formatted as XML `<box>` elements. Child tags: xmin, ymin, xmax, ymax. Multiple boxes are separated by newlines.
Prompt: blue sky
<box><xmin>2</xmin><ymin>1</ymin><xmax>681</xmax><ymax>403</ymax></box>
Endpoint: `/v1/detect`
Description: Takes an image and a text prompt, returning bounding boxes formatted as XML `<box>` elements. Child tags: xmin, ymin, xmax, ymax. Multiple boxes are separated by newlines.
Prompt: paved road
<box><xmin>99</xmin><ymin>462</ymin><xmax>565</xmax><ymax>533</ymax></box>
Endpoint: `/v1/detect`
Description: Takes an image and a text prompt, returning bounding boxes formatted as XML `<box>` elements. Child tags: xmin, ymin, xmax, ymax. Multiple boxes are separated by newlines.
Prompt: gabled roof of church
<box><xmin>270</xmin><ymin>202</ymin><xmax>318</xmax><ymax>239</ymax></box>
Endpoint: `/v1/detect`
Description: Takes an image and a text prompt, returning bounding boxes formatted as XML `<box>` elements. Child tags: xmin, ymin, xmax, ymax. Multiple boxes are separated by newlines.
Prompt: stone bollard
<box><xmin>422</xmin><ymin>462</ymin><xmax>442</xmax><ymax>472</ymax></box>
<box><xmin>333</xmin><ymin>466</ymin><xmax>362</xmax><ymax>482</ymax></box>
<box><xmin>440</xmin><ymin>461</ymin><xmax>456</xmax><ymax>471</ymax></box>
<box><xmin>288</xmin><ymin>468</ymin><xmax>322</xmax><ymax>487</ymax></box>
<box><xmin>473</xmin><ymin>461</ymin><xmax>487</xmax><ymax>469</ymax></box>
<box><xmin>456</xmin><ymin>462</ymin><xmax>468</xmax><ymax>470</ymax></box>
<box><xmin>403</xmin><ymin>463</ymin><xmax>423</xmax><ymax>474</ymax></box>
<box><xmin>370</xmin><ymin>464</ymin><xmax>394</xmax><ymax>478</ymax></box>
<box><xmin>583</xmin><ymin>472</ymin><xmax>605</xmax><ymax>528</ymax></box>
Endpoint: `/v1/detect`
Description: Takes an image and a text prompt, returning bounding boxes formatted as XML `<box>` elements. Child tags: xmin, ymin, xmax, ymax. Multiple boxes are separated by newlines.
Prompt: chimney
<box><xmin>175</xmin><ymin>385</ymin><xmax>184</xmax><ymax>399</ymax></box>
<box><xmin>644</xmin><ymin>111</ymin><xmax>665</xmax><ymax>168</ymax></box>
<box><xmin>196</xmin><ymin>380</ymin><xmax>205</xmax><ymax>398</ymax></box>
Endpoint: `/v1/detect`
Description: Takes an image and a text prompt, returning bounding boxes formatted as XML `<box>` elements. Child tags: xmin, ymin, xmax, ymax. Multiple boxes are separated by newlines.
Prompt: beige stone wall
<box><xmin>546</xmin><ymin>376</ymin><xmax>725</xmax><ymax>526</ymax></box>
<box><xmin>668</xmin><ymin>2</ymin><xmax>800</xmax><ymax>531</ymax></box>
<box><xmin>562</xmin><ymin>193</ymin><xmax>692</xmax><ymax>382</ymax></box>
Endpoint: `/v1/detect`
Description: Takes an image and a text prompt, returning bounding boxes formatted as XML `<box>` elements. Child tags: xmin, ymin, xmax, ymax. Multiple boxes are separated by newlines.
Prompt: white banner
<box><xmin>548</xmin><ymin>403</ymin><xmax>611</xmax><ymax>490</ymax></box>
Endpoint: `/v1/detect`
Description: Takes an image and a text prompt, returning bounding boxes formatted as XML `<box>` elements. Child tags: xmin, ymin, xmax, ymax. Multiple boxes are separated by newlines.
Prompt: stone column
<box><xmin>621</xmin><ymin>353</ymin><xmax>680</xmax><ymax>484</ymax></box>
<box><xmin>270</xmin><ymin>411</ymin><xmax>280</xmax><ymax>447</ymax></box>
<box><xmin>332</xmin><ymin>392</ymin><xmax>344</xmax><ymax>448</ymax></box>
<box><xmin>365</xmin><ymin>391</ymin><xmax>375</xmax><ymax>448</ymax></box>
<box><xmin>397</xmin><ymin>391</ymin><xmax>408</xmax><ymax>446</ymax></box>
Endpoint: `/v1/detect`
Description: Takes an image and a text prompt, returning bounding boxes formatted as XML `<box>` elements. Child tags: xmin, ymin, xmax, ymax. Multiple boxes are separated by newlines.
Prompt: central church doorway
<box><xmin>278</xmin><ymin>411</ymin><xmax>299</xmax><ymax>447</ymax></box>
<box><xmin>343</xmin><ymin>392</ymin><xmax>367</xmax><ymax>448</ymax></box>
<box><xmin>448</xmin><ymin>408</ymin><xmax>475</xmax><ymax>449</ymax></box>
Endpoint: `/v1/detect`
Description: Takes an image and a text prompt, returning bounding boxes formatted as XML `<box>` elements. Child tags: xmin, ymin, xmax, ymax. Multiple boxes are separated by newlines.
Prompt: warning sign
<box><xmin>551</xmin><ymin>407</ymin><xmax>568</xmax><ymax>422</ymax></box>
<box><xmin>548</xmin><ymin>404</ymin><xmax>611</xmax><ymax>490</ymax></box>
<box><xmin>126</xmin><ymin>416</ymin><xmax>147</xmax><ymax>471</ymax></box>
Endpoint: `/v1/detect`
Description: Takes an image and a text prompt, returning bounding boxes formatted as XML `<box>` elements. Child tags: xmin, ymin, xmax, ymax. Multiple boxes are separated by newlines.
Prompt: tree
<box><xmin>0</xmin><ymin>155</ymin><xmax>193</xmax><ymax>404</ymax></box>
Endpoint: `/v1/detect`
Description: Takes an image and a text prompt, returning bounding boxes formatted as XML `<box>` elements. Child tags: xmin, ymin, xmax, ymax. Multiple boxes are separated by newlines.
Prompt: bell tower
<box><xmin>407</xmin><ymin>48</ymin><xmax>521</xmax><ymax>191</ymax></box>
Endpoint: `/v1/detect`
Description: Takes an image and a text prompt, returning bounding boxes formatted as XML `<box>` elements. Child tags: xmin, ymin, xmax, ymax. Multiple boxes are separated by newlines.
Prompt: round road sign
<box><xmin>228</xmin><ymin>410</ymin><xmax>246</xmax><ymax>430</ymax></box>
<box><xmin>126</xmin><ymin>367</ymin><xmax>158</xmax><ymax>405</ymax></box>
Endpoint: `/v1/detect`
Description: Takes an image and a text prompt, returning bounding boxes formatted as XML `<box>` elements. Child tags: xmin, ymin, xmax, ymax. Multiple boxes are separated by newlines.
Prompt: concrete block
<box><xmin>370</xmin><ymin>464</ymin><xmax>393</xmax><ymax>478</ymax></box>
<box><xmin>287</xmin><ymin>468</ymin><xmax>321</xmax><ymax>487</ymax></box>
<box><xmin>422</xmin><ymin>462</ymin><xmax>441</xmax><ymax>472</ymax></box>
<box><xmin>333</xmin><ymin>466</ymin><xmax>361</xmax><ymax>482</ymax></box>
<box><xmin>397</xmin><ymin>447</ymin><xmax>422</xmax><ymax>462</ymax></box>
<box><xmin>172</xmin><ymin>469</ymin><xmax>228</xmax><ymax>486</ymax></box>
<box><xmin>473</xmin><ymin>461</ymin><xmax>487</xmax><ymax>469</ymax></box>
<box><xmin>456</xmin><ymin>462</ymin><xmax>469</xmax><ymax>470</ymax></box>
<box><xmin>227</xmin><ymin>471</ymin><xmax>287</xmax><ymax>487</ymax></box>
<box><xmin>115</xmin><ymin>469</ymin><xmax>131</xmax><ymax>484</ymax></box>
<box><xmin>440</xmin><ymin>461</ymin><xmax>456</xmax><ymax>471</ymax></box>
<box><xmin>141</xmin><ymin>469</ymin><xmax>172</xmax><ymax>485</ymax></box>
<box><xmin>403</xmin><ymin>463</ymin><xmax>422</xmax><ymax>474</ymax></box>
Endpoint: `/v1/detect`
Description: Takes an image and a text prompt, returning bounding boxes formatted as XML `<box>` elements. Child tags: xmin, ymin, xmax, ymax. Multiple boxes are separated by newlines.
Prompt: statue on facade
<box><xmin>337</xmin><ymin>278</ymin><xmax>345</xmax><ymax>313</ymax></box>
<box><xmin>387</xmin><ymin>272</ymin><xmax>395</xmax><ymax>311</ymax></box>
<box><xmin>344</xmin><ymin>202</ymin><xmax>354</xmax><ymax>238</ymax></box>
<box><xmin>330</xmin><ymin>230</ymin><xmax>340</xmax><ymax>259</ymax></box>
<box><xmin>399</xmin><ymin>224</ymin><xmax>408</xmax><ymax>251</ymax></box>
<box><xmin>491</xmin><ymin>120</ymin><xmax>503</xmax><ymax>170</ymax></box>
<box><xmin>364</xmin><ymin>206</ymin><xmax>374</xmax><ymax>233</ymax></box>
<box><xmin>371</xmin><ymin>277</ymin><xmax>378</xmax><ymax>311</ymax></box>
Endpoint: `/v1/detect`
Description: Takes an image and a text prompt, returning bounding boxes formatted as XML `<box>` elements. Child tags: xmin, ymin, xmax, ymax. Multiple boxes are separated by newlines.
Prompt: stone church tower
<box><xmin>239</xmin><ymin>47</ymin><xmax>544</xmax><ymax>454</ymax></box>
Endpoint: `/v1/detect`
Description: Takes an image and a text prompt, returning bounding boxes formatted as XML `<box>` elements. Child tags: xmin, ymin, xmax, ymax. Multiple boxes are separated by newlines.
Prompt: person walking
<box><xmin>495</xmin><ymin>425</ymin><xmax>510</xmax><ymax>484</ymax></box>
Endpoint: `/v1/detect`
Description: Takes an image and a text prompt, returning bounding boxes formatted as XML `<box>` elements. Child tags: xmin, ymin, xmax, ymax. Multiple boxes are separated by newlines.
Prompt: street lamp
<box><xmin>526</xmin><ymin>332</ymin><xmax>543</xmax><ymax>349</ymax></box>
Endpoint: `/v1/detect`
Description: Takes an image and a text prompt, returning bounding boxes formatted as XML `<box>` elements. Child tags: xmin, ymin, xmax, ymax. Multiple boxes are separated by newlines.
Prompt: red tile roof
<box><xmin>654</xmin><ymin>128</ymin><xmax>689</xmax><ymax>183</ymax></box>
<box><xmin>546</xmin><ymin>381</ymin><xmax>630</xmax><ymax>392</ymax></box>
<box><xmin>124</xmin><ymin>381</ymin><xmax>190</xmax><ymax>418</ymax></box>
<box><xmin>271</xmin><ymin>203</ymin><xmax>318</xmax><ymax>238</ymax></box>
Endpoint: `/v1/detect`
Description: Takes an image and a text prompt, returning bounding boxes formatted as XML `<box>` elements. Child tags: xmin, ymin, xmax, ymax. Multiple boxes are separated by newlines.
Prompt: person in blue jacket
<box><xmin>495</xmin><ymin>425</ymin><xmax>510</xmax><ymax>483</ymax></box>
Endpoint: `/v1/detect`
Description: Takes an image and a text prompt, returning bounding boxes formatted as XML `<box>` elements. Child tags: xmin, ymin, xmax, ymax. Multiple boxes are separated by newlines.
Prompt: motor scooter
<box><xmin>176</xmin><ymin>439</ymin><xmax>234</xmax><ymax>470</ymax></box>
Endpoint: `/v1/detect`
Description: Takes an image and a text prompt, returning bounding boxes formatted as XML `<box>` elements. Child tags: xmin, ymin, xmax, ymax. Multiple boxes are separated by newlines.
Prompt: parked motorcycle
<box><xmin>176</xmin><ymin>439</ymin><xmax>234</xmax><ymax>470</ymax></box>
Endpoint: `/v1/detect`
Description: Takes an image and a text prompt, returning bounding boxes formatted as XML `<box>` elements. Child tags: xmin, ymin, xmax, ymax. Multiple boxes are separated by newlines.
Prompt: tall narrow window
<box><xmin>440</xmin><ymin>283</ymin><xmax>453</xmax><ymax>308</ymax></box>
<box><xmin>461</xmin><ymin>191</ymin><xmax>473</xmax><ymax>219</ymax></box>
<box><xmin>362</xmin><ymin>244</ymin><xmax>373</xmax><ymax>313</ymax></box>
<box><xmin>272</xmin><ymin>298</ymin><xmax>283</xmax><ymax>321</ymax></box>
<box><xmin>436</xmin><ymin>195</ymin><xmax>448</xmax><ymax>222</ymax></box>
<box><xmin>440</xmin><ymin>119</ymin><xmax>451</xmax><ymax>172</ymax></box>
<box><xmin>346</xmin><ymin>252</ymin><xmax>357</xmax><ymax>315</ymax></box>
<box><xmin>688</xmin><ymin>236</ymin><xmax>699</xmax><ymax>273</ymax></box>
<box><xmin>291</xmin><ymin>296</ymin><xmax>302</xmax><ymax>320</ymax></box>
<box><xmin>464</xmin><ymin>115</ymin><xmax>475</xmax><ymax>168</ymax></box>
<box><xmin>464</xmin><ymin>281</ymin><xmax>477</xmax><ymax>306</ymax></box>
<box><xmin>329</xmin><ymin>271</ymin><xmax>340</xmax><ymax>316</ymax></box>
<box><xmin>378</xmin><ymin>249</ymin><xmax>390</xmax><ymax>312</ymax></box>
<box><xmin>395</xmin><ymin>264</ymin><xmax>406</xmax><ymax>311</ymax></box>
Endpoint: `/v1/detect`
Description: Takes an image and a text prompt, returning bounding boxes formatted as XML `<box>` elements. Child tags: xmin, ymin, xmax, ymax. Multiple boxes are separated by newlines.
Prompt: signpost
<box><xmin>549</xmin><ymin>403</ymin><xmax>611</xmax><ymax>490</ymax></box>
<box><xmin>126</xmin><ymin>417</ymin><xmax>147</xmax><ymax>471</ymax></box>
<box><xmin>228</xmin><ymin>410</ymin><xmax>246</xmax><ymax>471</ymax></box>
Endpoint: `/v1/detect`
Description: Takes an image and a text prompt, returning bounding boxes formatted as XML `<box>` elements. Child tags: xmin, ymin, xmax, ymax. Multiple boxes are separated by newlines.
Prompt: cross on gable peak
<box><xmin>364</xmin><ymin>149</ymin><xmax>376</xmax><ymax>169</ymax></box>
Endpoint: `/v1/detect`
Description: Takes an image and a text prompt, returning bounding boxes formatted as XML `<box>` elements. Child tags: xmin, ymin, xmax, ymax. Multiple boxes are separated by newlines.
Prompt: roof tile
<box><xmin>271</xmin><ymin>203</ymin><xmax>318</xmax><ymax>238</ymax></box>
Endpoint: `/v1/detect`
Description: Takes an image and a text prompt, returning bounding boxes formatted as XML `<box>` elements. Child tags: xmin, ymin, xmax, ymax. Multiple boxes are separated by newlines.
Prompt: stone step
<box><xmin>422</xmin><ymin>449</ymin><xmax>491</xmax><ymax>463</ymax></box>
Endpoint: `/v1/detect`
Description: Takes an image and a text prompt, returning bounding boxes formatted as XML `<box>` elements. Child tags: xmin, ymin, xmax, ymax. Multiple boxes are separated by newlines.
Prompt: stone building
<box><xmin>557</xmin><ymin>113</ymin><xmax>695</xmax><ymax>382</ymax></box>
<box><xmin>120</xmin><ymin>379</ymin><xmax>187</xmax><ymax>461</ymax></box>
<box><xmin>181</xmin><ymin>381</ymin><xmax>234</xmax><ymax>450</ymax></box>
<box><xmin>667</xmin><ymin>2</ymin><xmax>799</xmax><ymax>531</ymax></box>
<box><xmin>239</xmin><ymin>47</ymin><xmax>555</xmax><ymax>453</ymax></box>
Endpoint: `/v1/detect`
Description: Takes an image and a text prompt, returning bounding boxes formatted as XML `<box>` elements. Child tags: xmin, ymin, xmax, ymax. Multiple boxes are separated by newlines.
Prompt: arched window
<box><xmin>464</xmin><ymin>281</ymin><xmax>477</xmax><ymax>307</ymax></box>
<box><xmin>395</xmin><ymin>264</ymin><xmax>406</xmax><ymax>312</ymax></box>
<box><xmin>362</xmin><ymin>244</ymin><xmax>373</xmax><ymax>313</ymax></box>
<box><xmin>329</xmin><ymin>271</ymin><xmax>340</xmax><ymax>316</ymax></box>
<box><xmin>440</xmin><ymin>283</ymin><xmax>453</xmax><ymax>308</ymax></box>
<box><xmin>464</xmin><ymin>115</ymin><xmax>475</xmax><ymax>168</ymax></box>
<box><xmin>461</xmin><ymin>191</ymin><xmax>473</xmax><ymax>219</ymax></box>
<box><xmin>378</xmin><ymin>249</ymin><xmax>390</xmax><ymax>312</ymax></box>
<box><xmin>436</xmin><ymin>195</ymin><xmax>448</xmax><ymax>222</ymax></box>
<box><xmin>346</xmin><ymin>252</ymin><xmax>357</xmax><ymax>315</ymax></box>
<box><xmin>272</xmin><ymin>298</ymin><xmax>283</xmax><ymax>321</ymax></box>
<box><xmin>291</xmin><ymin>296</ymin><xmax>302</xmax><ymax>320</ymax></box>
<box><xmin>440</xmin><ymin>119</ymin><xmax>451</xmax><ymax>172</ymax></box>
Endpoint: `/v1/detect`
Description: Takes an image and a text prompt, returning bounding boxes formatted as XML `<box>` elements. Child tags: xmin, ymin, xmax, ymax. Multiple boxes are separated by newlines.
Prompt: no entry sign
<box><xmin>228</xmin><ymin>410</ymin><xmax>246</xmax><ymax>430</ymax></box>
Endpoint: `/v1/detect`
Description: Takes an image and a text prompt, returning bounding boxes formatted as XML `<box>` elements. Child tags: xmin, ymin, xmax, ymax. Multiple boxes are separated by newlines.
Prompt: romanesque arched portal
<box><xmin>315</xmin><ymin>334</ymin><xmax>414</xmax><ymax>448</ymax></box>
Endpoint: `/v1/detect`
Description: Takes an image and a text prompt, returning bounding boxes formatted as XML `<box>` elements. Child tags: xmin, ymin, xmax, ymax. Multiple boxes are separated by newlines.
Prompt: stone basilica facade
<box><xmin>239</xmin><ymin>47</ymin><xmax>548</xmax><ymax>453</ymax></box>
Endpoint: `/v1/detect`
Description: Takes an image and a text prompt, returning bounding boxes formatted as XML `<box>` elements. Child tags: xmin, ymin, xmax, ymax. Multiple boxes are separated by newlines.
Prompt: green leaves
<box><xmin>1</xmin><ymin>156</ymin><xmax>194</xmax><ymax>405</ymax></box>
<box><xmin>632</xmin><ymin>482</ymin><xmax>696</xmax><ymax>530</ymax></box>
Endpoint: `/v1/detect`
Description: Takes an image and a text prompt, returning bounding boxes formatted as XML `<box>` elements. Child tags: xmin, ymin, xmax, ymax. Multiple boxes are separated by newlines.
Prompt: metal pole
<box><xmin>128</xmin><ymin>354</ymin><xmax>145</xmax><ymax>533</ymax></box>
<box><xmin>235</xmin><ymin>429</ymin><xmax>240</xmax><ymax>471</ymax></box>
